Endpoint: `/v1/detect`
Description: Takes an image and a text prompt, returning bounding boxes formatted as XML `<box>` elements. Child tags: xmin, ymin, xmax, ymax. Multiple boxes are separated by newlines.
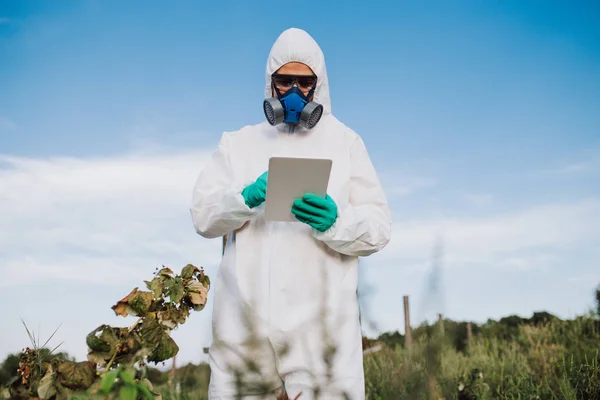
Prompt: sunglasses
<box><xmin>271</xmin><ymin>73</ymin><xmax>318</xmax><ymax>90</ymax></box>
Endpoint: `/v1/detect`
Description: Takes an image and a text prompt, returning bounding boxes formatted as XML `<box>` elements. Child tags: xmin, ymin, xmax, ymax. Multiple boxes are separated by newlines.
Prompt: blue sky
<box><xmin>1</xmin><ymin>0</ymin><xmax>599</xmax><ymax>364</ymax></box>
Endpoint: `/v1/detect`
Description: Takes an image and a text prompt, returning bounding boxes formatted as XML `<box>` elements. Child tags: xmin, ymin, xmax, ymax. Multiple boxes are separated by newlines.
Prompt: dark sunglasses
<box><xmin>271</xmin><ymin>73</ymin><xmax>318</xmax><ymax>89</ymax></box>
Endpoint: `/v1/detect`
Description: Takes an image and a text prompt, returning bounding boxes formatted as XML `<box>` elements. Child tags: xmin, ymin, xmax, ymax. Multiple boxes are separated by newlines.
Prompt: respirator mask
<box><xmin>263</xmin><ymin>73</ymin><xmax>324</xmax><ymax>130</ymax></box>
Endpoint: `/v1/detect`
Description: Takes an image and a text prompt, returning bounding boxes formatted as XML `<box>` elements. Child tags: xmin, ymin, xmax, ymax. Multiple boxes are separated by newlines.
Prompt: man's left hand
<box><xmin>291</xmin><ymin>193</ymin><xmax>338</xmax><ymax>232</ymax></box>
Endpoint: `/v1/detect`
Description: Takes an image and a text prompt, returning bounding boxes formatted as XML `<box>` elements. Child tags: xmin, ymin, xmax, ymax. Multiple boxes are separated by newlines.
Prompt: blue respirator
<box><xmin>263</xmin><ymin>77</ymin><xmax>324</xmax><ymax>130</ymax></box>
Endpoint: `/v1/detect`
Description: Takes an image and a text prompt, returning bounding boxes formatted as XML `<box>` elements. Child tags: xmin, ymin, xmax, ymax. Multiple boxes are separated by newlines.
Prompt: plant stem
<box><xmin>104</xmin><ymin>349</ymin><xmax>118</xmax><ymax>372</ymax></box>
<box><xmin>129</xmin><ymin>317</ymin><xmax>143</xmax><ymax>333</ymax></box>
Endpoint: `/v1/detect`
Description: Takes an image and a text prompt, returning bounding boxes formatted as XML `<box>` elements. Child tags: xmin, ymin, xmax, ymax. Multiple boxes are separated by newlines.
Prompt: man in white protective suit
<box><xmin>190</xmin><ymin>27</ymin><xmax>391</xmax><ymax>399</ymax></box>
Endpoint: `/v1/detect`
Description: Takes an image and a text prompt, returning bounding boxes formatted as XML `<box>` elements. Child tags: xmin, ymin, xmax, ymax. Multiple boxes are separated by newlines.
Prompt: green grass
<box><xmin>363</xmin><ymin>316</ymin><xmax>600</xmax><ymax>400</ymax></box>
<box><xmin>152</xmin><ymin>316</ymin><xmax>600</xmax><ymax>399</ymax></box>
<box><xmin>2</xmin><ymin>315</ymin><xmax>598</xmax><ymax>399</ymax></box>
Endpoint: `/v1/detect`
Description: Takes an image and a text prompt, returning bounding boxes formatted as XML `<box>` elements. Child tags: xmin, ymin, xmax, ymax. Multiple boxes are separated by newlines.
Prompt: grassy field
<box><xmin>2</xmin><ymin>313</ymin><xmax>598</xmax><ymax>399</ymax></box>
<box><xmin>362</xmin><ymin>316</ymin><xmax>600</xmax><ymax>399</ymax></box>
<box><xmin>148</xmin><ymin>314</ymin><xmax>600</xmax><ymax>399</ymax></box>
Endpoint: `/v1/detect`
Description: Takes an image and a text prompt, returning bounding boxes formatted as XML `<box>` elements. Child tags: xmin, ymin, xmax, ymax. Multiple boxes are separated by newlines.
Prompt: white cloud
<box><xmin>371</xmin><ymin>197</ymin><xmax>600</xmax><ymax>271</ymax></box>
<box><xmin>459</xmin><ymin>192</ymin><xmax>494</xmax><ymax>208</ymax></box>
<box><xmin>3</xmin><ymin>149</ymin><xmax>598</xmax><ymax>287</ymax></box>
<box><xmin>379</xmin><ymin>174</ymin><xmax>436</xmax><ymax>198</ymax></box>
<box><xmin>0</xmin><ymin>149</ymin><xmax>222</xmax><ymax>287</ymax></box>
<box><xmin>360</xmin><ymin>199</ymin><xmax>600</xmax><ymax>335</ymax></box>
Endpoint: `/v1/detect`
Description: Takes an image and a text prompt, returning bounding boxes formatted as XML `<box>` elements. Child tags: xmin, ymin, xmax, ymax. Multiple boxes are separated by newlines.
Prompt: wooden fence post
<box><xmin>403</xmin><ymin>295</ymin><xmax>412</xmax><ymax>349</ymax></box>
<box><xmin>169</xmin><ymin>354</ymin><xmax>176</xmax><ymax>386</ymax></box>
<box><xmin>467</xmin><ymin>322</ymin><xmax>473</xmax><ymax>349</ymax></box>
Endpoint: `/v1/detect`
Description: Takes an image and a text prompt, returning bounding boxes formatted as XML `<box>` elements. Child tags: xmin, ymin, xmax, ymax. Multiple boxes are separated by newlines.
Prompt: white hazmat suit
<box><xmin>190</xmin><ymin>28</ymin><xmax>391</xmax><ymax>399</ymax></box>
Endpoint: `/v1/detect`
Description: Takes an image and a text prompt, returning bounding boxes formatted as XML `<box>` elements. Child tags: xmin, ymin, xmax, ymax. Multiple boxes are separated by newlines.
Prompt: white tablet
<box><xmin>264</xmin><ymin>157</ymin><xmax>333</xmax><ymax>222</ymax></box>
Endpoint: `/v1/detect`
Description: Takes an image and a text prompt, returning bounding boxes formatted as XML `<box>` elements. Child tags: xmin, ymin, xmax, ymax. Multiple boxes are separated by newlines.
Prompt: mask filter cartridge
<box><xmin>263</xmin><ymin>86</ymin><xmax>323</xmax><ymax>130</ymax></box>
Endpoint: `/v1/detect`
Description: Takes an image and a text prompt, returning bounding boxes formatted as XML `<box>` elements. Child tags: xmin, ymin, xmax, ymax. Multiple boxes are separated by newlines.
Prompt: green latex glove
<box><xmin>291</xmin><ymin>193</ymin><xmax>338</xmax><ymax>232</ymax></box>
<box><xmin>241</xmin><ymin>171</ymin><xmax>268</xmax><ymax>208</ymax></box>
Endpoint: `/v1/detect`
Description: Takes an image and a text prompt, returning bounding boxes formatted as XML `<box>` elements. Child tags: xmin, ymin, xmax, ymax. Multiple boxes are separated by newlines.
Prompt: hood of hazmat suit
<box><xmin>190</xmin><ymin>27</ymin><xmax>391</xmax><ymax>400</ymax></box>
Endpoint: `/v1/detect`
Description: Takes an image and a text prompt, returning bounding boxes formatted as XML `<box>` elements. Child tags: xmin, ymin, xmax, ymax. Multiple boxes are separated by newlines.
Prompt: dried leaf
<box><xmin>129</xmin><ymin>290</ymin><xmax>154</xmax><ymax>316</ymax></box>
<box><xmin>157</xmin><ymin>305</ymin><xmax>187</xmax><ymax>329</ymax></box>
<box><xmin>190</xmin><ymin>294</ymin><xmax>207</xmax><ymax>311</ymax></box>
<box><xmin>181</xmin><ymin>264</ymin><xmax>199</xmax><ymax>280</ymax></box>
<box><xmin>87</xmin><ymin>351</ymin><xmax>112</xmax><ymax>366</ymax></box>
<box><xmin>112</xmin><ymin>288</ymin><xmax>153</xmax><ymax>317</ymax></box>
<box><xmin>187</xmin><ymin>281</ymin><xmax>209</xmax><ymax>311</ymax></box>
<box><xmin>158</xmin><ymin>267</ymin><xmax>174</xmax><ymax>277</ymax></box>
<box><xmin>200</xmin><ymin>274</ymin><xmax>211</xmax><ymax>289</ymax></box>
<box><xmin>86</xmin><ymin>325</ymin><xmax>142</xmax><ymax>366</ymax></box>
<box><xmin>37</xmin><ymin>366</ymin><xmax>57</xmax><ymax>399</ymax></box>
<box><xmin>157</xmin><ymin>317</ymin><xmax>177</xmax><ymax>329</ymax></box>
<box><xmin>112</xmin><ymin>288</ymin><xmax>139</xmax><ymax>317</ymax></box>
<box><xmin>119</xmin><ymin>329</ymin><xmax>142</xmax><ymax>356</ymax></box>
<box><xmin>18</xmin><ymin>362</ymin><xmax>31</xmax><ymax>385</ymax></box>
<box><xmin>56</xmin><ymin>361</ymin><xmax>96</xmax><ymax>390</ymax></box>
<box><xmin>186</xmin><ymin>280</ymin><xmax>205</xmax><ymax>293</ymax></box>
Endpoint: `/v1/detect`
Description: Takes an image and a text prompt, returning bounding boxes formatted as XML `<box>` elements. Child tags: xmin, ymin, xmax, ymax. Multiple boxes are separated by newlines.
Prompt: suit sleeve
<box><xmin>313</xmin><ymin>135</ymin><xmax>392</xmax><ymax>256</ymax></box>
<box><xmin>190</xmin><ymin>132</ymin><xmax>257</xmax><ymax>239</ymax></box>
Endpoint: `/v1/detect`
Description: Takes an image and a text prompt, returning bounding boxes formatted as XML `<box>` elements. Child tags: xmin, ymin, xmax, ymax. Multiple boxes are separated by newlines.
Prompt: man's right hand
<box><xmin>241</xmin><ymin>171</ymin><xmax>268</xmax><ymax>208</ymax></box>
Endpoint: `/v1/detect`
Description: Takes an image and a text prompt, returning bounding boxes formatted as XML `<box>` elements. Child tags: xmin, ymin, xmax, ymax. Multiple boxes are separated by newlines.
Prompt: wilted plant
<box><xmin>3</xmin><ymin>264</ymin><xmax>210</xmax><ymax>400</ymax></box>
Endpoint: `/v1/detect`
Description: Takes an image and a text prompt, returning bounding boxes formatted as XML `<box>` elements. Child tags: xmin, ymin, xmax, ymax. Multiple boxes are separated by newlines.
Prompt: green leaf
<box><xmin>137</xmin><ymin>380</ymin><xmax>155</xmax><ymax>400</ymax></box>
<box><xmin>162</xmin><ymin>275</ymin><xmax>175</xmax><ymax>290</ymax></box>
<box><xmin>145</xmin><ymin>278</ymin><xmax>165</xmax><ymax>299</ymax></box>
<box><xmin>140</xmin><ymin>318</ymin><xmax>179</xmax><ymax>363</ymax></box>
<box><xmin>149</xmin><ymin>334</ymin><xmax>179</xmax><ymax>363</ymax></box>
<box><xmin>119</xmin><ymin>384</ymin><xmax>139</xmax><ymax>400</ymax></box>
<box><xmin>119</xmin><ymin>368</ymin><xmax>135</xmax><ymax>385</ymax></box>
<box><xmin>181</xmin><ymin>264</ymin><xmax>198</xmax><ymax>280</ymax></box>
<box><xmin>101</xmin><ymin>369</ymin><xmax>118</xmax><ymax>393</ymax></box>
<box><xmin>86</xmin><ymin>325</ymin><xmax>118</xmax><ymax>353</ymax></box>
<box><xmin>169</xmin><ymin>279</ymin><xmax>185</xmax><ymax>304</ymax></box>
<box><xmin>139</xmin><ymin>317</ymin><xmax>164</xmax><ymax>347</ymax></box>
